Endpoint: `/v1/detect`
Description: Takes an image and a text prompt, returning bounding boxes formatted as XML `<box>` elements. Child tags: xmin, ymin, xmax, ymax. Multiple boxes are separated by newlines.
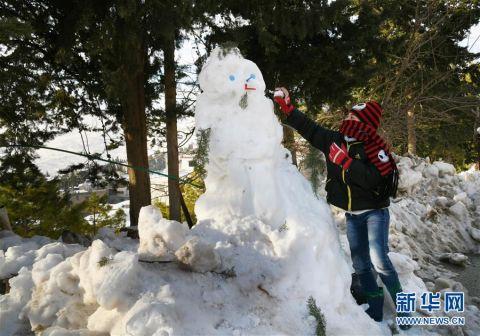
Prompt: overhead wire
<box><xmin>2</xmin><ymin>144</ymin><xmax>203</xmax><ymax>189</ymax></box>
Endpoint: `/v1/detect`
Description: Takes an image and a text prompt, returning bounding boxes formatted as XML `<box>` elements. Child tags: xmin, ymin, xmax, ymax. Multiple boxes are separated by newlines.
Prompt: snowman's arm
<box><xmin>284</xmin><ymin>108</ymin><xmax>337</xmax><ymax>154</ymax></box>
<box><xmin>345</xmin><ymin>160</ymin><xmax>383</xmax><ymax>190</ymax></box>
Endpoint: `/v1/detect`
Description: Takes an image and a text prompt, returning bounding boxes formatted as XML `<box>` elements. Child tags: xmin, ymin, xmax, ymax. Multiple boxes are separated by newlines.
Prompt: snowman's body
<box><xmin>195</xmin><ymin>49</ymin><xmax>287</xmax><ymax>226</ymax></box>
<box><xmin>193</xmin><ymin>47</ymin><xmax>384</xmax><ymax>335</ymax></box>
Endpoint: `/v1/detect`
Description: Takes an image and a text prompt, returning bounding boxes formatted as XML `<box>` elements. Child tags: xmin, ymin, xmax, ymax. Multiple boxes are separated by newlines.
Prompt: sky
<box><xmin>35</xmin><ymin>23</ymin><xmax>480</xmax><ymax>175</ymax></box>
<box><xmin>460</xmin><ymin>23</ymin><xmax>480</xmax><ymax>53</ymax></box>
<box><xmin>35</xmin><ymin>115</ymin><xmax>127</xmax><ymax>175</ymax></box>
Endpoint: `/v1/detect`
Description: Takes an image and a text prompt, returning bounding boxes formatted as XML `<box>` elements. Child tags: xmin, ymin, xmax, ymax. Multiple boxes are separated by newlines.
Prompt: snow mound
<box><xmin>388</xmin><ymin>155</ymin><xmax>480</xmax><ymax>266</ymax></box>
<box><xmin>0</xmin><ymin>234</ymin><xmax>83</xmax><ymax>279</ymax></box>
<box><xmin>138</xmin><ymin>205</ymin><xmax>189</xmax><ymax>261</ymax></box>
<box><xmin>433</xmin><ymin>161</ymin><xmax>456</xmax><ymax>177</ymax></box>
<box><xmin>0</xmin><ymin>236</ymin><xmax>86</xmax><ymax>335</ymax></box>
<box><xmin>175</xmin><ymin>236</ymin><xmax>220</xmax><ymax>273</ymax></box>
<box><xmin>389</xmin><ymin>252</ymin><xmax>428</xmax><ymax>302</ymax></box>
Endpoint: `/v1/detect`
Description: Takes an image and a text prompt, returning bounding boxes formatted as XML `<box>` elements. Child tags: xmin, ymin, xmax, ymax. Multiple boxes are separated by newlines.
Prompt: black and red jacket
<box><xmin>285</xmin><ymin>108</ymin><xmax>391</xmax><ymax>211</ymax></box>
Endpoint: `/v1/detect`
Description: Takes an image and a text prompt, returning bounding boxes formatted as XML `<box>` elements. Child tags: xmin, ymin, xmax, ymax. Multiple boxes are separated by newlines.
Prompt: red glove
<box><xmin>329</xmin><ymin>143</ymin><xmax>353</xmax><ymax>170</ymax></box>
<box><xmin>273</xmin><ymin>87</ymin><xmax>295</xmax><ymax>115</ymax></box>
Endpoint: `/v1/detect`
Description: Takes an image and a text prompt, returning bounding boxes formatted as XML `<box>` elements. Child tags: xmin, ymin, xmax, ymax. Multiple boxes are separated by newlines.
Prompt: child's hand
<box><xmin>273</xmin><ymin>87</ymin><xmax>294</xmax><ymax>115</ymax></box>
<box><xmin>329</xmin><ymin>143</ymin><xmax>353</xmax><ymax>170</ymax></box>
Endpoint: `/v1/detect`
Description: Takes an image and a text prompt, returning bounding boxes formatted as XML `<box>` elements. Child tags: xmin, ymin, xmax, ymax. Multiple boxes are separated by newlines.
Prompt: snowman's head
<box><xmin>198</xmin><ymin>47</ymin><xmax>266</xmax><ymax>101</ymax></box>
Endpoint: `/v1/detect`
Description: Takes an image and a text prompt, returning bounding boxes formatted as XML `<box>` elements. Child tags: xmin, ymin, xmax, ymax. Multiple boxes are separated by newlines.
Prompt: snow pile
<box><xmin>95</xmin><ymin>226</ymin><xmax>138</xmax><ymax>253</ymax></box>
<box><xmin>388</xmin><ymin>252</ymin><xmax>428</xmax><ymax>312</ymax></box>
<box><xmin>0</xmin><ymin>232</ymin><xmax>80</xmax><ymax>280</ymax></box>
<box><xmin>390</xmin><ymin>157</ymin><xmax>480</xmax><ymax>333</ymax></box>
<box><xmin>137</xmin><ymin>205</ymin><xmax>221</xmax><ymax>272</ymax></box>
<box><xmin>0</xmin><ymin>234</ymin><xmax>85</xmax><ymax>335</ymax></box>
<box><xmin>175</xmin><ymin>236</ymin><xmax>221</xmax><ymax>273</ymax></box>
<box><xmin>387</xmin><ymin>156</ymin><xmax>480</xmax><ymax>270</ymax></box>
<box><xmin>137</xmin><ymin>205</ymin><xmax>189</xmax><ymax>262</ymax></box>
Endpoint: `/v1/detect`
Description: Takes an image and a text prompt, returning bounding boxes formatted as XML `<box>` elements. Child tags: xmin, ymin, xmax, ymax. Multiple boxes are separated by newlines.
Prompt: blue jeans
<box><xmin>346</xmin><ymin>208</ymin><xmax>403</xmax><ymax>303</ymax></box>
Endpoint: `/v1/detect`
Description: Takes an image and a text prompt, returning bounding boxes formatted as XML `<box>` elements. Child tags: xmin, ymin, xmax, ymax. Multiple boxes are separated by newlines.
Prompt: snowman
<box><xmin>193</xmin><ymin>47</ymin><xmax>383</xmax><ymax>335</ymax></box>
<box><xmin>194</xmin><ymin>47</ymin><xmax>288</xmax><ymax>227</ymax></box>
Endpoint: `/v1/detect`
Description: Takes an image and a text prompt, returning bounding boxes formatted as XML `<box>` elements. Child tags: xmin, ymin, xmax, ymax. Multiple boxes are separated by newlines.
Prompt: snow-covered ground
<box><xmin>1</xmin><ymin>157</ymin><xmax>479</xmax><ymax>336</ymax></box>
<box><xmin>1</xmin><ymin>48</ymin><xmax>480</xmax><ymax>336</ymax></box>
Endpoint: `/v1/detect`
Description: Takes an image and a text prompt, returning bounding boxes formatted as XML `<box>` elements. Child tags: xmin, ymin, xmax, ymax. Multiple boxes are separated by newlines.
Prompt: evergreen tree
<box><xmin>208</xmin><ymin>0</ymin><xmax>480</xmax><ymax>167</ymax></box>
<box><xmin>84</xmin><ymin>193</ymin><xmax>126</xmax><ymax>236</ymax></box>
<box><xmin>0</xmin><ymin>0</ymin><xmax>200</xmax><ymax>225</ymax></box>
<box><xmin>0</xmin><ymin>155</ymin><xmax>88</xmax><ymax>237</ymax></box>
<box><xmin>356</xmin><ymin>0</ymin><xmax>480</xmax><ymax>164</ymax></box>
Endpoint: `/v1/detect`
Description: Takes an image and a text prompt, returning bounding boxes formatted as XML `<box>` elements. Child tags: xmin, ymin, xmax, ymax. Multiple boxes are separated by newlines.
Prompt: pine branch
<box><xmin>307</xmin><ymin>296</ymin><xmax>326</xmax><ymax>336</ymax></box>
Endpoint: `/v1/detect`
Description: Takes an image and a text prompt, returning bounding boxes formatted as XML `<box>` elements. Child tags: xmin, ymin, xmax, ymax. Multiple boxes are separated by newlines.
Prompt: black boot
<box><xmin>397</xmin><ymin>314</ymin><xmax>413</xmax><ymax>330</ymax></box>
<box><xmin>350</xmin><ymin>273</ymin><xmax>367</xmax><ymax>305</ymax></box>
<box><xmin>365</xmin><ymin>287</ymin><xmax>384</xmax><ymax>322</ymax></box>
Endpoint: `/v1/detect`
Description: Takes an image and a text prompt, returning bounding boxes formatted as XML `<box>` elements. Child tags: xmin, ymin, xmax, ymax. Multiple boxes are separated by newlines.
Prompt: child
<box><xmin>274</xmin><ymin>87</ymin><xmax>411</xmax><ymax>330</ymax></box>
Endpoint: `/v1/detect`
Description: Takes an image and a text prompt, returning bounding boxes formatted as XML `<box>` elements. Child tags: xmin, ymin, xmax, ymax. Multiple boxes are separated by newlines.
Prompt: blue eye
<box><xmin>229</xmin><ymin>75</ymin><xmax>235</xmax><ymax>81</ymax></box>
<box><xmin>250</xmin><ymin>74</ymin><xmax>256</xmax><ymax>79</ymax></box>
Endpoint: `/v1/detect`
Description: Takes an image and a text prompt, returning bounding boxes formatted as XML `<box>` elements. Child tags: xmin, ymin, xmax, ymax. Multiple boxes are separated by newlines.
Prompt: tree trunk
<box><xmin>123</xmin><ymin>44</ymin><xmax>151</xmax><ymax>227</ymax></box>
<box><xmin>164</xmin><ymin>29</ymin><xmax>181</xmax><ymax>221</ymax></box>
<box><xmin>475</xmin><ymin>108</ymin><xmax>480</xmax><ymax>170</ymax></box>
<box><xmin>282</xmin><ymin>125</ymin><xmax>297</xmax><ymax>166</ymax></box>
<box><xmin>0</xmin><ymin>206</ymin><xmax>12</xmax><ymax>231</ymax></box>
<box><xmin>476</xmin><ymin>132</ymin><xmax>480</xmax><ymax>171</ymax></box>
<box><xmin>407</xmin><ymin>108</ymin><xmax>416</xmax><ymax>155</ymax></box>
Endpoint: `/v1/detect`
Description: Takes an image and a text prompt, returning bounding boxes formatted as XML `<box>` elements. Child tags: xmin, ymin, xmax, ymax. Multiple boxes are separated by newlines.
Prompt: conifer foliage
<box><xmin>307</xmin><ymin>296</ymin><xmax>327</xmax><ymax>336</ymax></box>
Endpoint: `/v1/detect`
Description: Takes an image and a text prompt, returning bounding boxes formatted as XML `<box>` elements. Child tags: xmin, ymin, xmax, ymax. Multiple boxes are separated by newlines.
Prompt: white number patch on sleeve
<box><xmin>352</xmin><ymin>103</ymin><xmax>366</xmax><ymax>111</ymax></box>
<box><xmin>378</xmin><ymin>150</ymin><xmax>389</xmax><ymax>163</ymax></box>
